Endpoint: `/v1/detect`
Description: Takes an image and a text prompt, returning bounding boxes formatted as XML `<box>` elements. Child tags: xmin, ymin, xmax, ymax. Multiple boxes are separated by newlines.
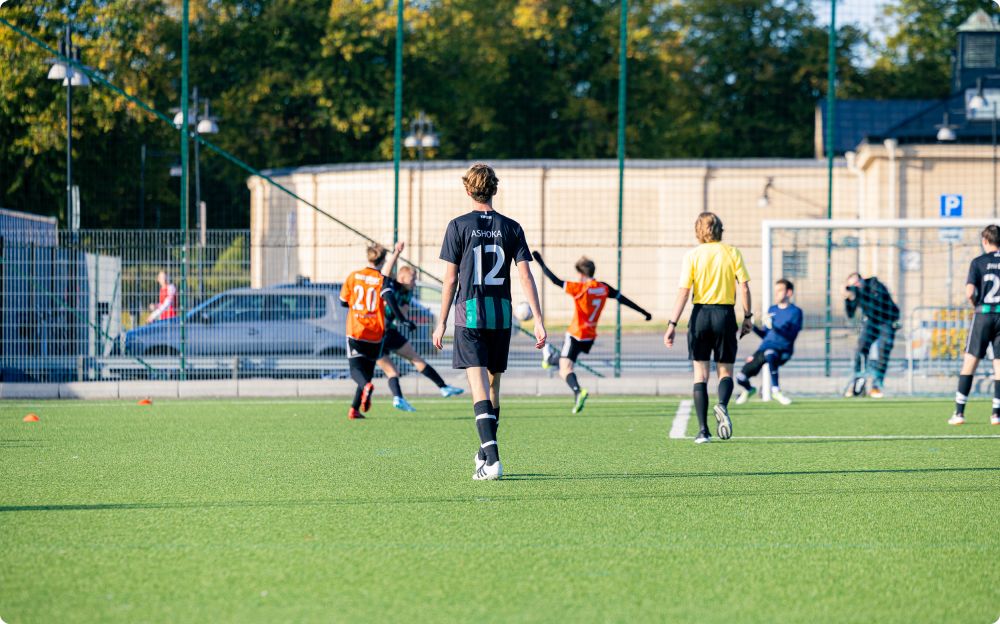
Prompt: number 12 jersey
<box><xmin>440</xmin><ymin>210</ymin><xmax>532</xmax><ymax>330</ymax></box>
<box><xmin>968</xmin><ymin>250</ymin><xmax>1000</xmax><ymax>312</ymax></box>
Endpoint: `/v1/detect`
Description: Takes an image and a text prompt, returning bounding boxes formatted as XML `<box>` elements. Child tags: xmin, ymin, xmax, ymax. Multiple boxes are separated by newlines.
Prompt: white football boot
<box><xmin>473</xmin><ymin>461</ymin><xmax>503</xmax><ymax>481</ymax></box>
<box><xmin>714</xmin><ymin>404</ymin><xmax>732</xmax><ymax>440</ymax></box>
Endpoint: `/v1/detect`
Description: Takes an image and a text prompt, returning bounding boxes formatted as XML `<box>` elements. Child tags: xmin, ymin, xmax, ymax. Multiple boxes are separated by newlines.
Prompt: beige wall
<box><xmin>248</xmin><ymin>150</ymin><xmax>994</xmax><ymax>325</ymax></box>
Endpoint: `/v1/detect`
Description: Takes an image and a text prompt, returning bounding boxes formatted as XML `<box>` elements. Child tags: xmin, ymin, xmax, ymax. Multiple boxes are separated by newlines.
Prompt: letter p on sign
<box><xmin>940</xmin><ymin>194</ymin><xmax>963</xmax><ymax>218</ymax></box>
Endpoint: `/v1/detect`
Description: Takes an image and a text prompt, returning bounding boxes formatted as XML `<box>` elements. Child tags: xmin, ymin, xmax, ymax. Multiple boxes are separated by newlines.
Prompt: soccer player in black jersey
<box><xmin>376</xmin><ymin>241</ymin><xmax>464</xmax><ymax>412</ymax></box>
<box><xmin>432</xmin><ymin>164</ymin><xmax>546</xmax><ymax>480</ymax></box>
<box><xmin>951</xmin><ymin>224</ymin><xmax>1000</xmax><ymax>426</ymax></box>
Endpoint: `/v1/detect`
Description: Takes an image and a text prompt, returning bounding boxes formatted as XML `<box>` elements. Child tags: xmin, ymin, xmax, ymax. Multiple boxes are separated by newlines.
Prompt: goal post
<box><xmin>760</xmin><ymin>218</ymin><xmax>1000</xmax><ymax>395</ymax></box>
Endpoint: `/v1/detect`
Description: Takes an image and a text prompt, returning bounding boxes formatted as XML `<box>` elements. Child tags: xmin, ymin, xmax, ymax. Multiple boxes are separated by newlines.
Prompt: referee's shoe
<box><xmin>714</xmin><ymin>404</ymin><xmax>732</xmax><ymax>440</ymax></box>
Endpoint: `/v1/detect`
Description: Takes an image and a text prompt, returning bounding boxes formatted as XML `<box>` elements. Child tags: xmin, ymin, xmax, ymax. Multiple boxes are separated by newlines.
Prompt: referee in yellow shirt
<box><xmin>664</xmin><ymin>212</ymin><xmax>753</xmax><ymax>443</ymax></box>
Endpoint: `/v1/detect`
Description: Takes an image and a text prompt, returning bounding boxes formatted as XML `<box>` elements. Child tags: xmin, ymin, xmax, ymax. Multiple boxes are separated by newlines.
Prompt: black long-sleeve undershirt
<box><xmin>533</xmin><ymin>252</ymin><xmax>565</xmax><ymax>288</ymax></box>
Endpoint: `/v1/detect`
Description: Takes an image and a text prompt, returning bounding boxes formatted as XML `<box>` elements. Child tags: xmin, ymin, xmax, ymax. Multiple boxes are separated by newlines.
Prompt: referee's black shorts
<box><xmin>965</xmin><ymin>313</ymin><xmax>1000</xmax><ymax>359</ymax></box>
<box><xmin>453</xmin><ymin>327</ymin><xmax>512</xmax><ymax>374</ymax></box>
<box><xmin>688</xmin><ymin>304</ymin><xmax>738</xmax><ymax>364</ymax></box>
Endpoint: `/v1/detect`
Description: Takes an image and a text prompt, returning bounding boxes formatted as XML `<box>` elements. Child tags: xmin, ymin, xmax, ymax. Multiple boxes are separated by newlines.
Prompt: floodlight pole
<box><xmin>614</xmin><ymin>0</ymin><xmax>627</xmax><ymax>378</ymax></box>
<box><xmin>64</xmin><ymin>26</ymin><xmax>73</xmax><ymax>229</ymax></box>
<box><xmin>179</xmin><ymin>0</ymin><xmax>190</xmax><ymax>380</ymax></box>
<box><xmin>823</xmin><ymin>0</ymin><xmax>837</xmax><ymax>377</ymax></box>
<box><xmin>392</xmin><ymin>0</ymin><xmax>404</xmax><ymax>244</ymax></box>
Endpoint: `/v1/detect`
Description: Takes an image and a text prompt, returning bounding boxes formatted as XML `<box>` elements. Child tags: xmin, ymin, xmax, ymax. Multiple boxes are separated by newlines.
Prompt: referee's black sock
<box><xmin>993</xmin><ymin>379</ymin><xmax>1000</xmax><ymax>416</ymax></box>
<box><xmin>420</xmin><ymin>365</ymin><xmax>447</xmax><ymax>389</ymax></box>
<box><xmin>388</xmin><ymin>376</ymin><xmax>403</xmax><ymax>399</ymax></box>
<box><xmin>718</xmin><ymin>377</ymin><xmax>734</xmax><ymax>407</ymax></box>
<box><xmin>955</xmin><ymin>374</ymin><xmax>973</xmax><ymax>416</ymax></box>
<box><xmin>474</xmin><ymin>400</ymin><xmax>499</xmax><ymax>465</ymax></box>
<box><xmin>565</xmin><ymin>373</ymin><xmax>581</xmax><ymax>395</ymax></box>
<box><xmin>693</xmin><ymin>383</ymin><xmax>709</xmax><ymax>436</ymax></box>
<box><xmin>351</xmin><ymin>385</ymin><xmax>364</xmax><ymax>410</ymax></box>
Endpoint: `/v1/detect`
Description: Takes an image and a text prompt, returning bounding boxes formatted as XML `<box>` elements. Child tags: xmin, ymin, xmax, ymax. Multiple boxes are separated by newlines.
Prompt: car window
<box><xmin>201</xmin><ymin>294</ymin><xmax>263</xmax><ymax>323</ymax></box>
<box><xmin>264</xmin><ymin>295</ymin><xmax>326</xmax><ymax>321</ymax></box>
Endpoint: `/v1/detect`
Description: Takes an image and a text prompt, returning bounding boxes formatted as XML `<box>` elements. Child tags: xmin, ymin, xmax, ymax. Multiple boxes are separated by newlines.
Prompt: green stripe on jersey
<box><xmin>465</xmin><ymin>299</ymin><xmax>478</xmax><ymax>328</ymax></box>
<box><xmin>501</xmin><ymin>299</ymin><xmax>511</xmax><ymax>329</ymax></box>
<box><xmin>484</xmin><ymin>296</ymin><xmax>496</xmax><ymax>329</ymax></box>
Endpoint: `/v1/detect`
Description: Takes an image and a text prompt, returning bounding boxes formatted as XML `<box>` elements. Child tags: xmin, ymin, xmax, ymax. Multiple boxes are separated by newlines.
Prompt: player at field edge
<box><xmin>950</xmin><ymin>224</ymin><xmax>1000</xmax><ymax>426</ymax></box>
<box><xmin>375</xmin><ymin>241</ymin><xmax>465</xmax><ymax>412</ymax></box>
<box><xmin>339</xmin><ymin>244</ymin><xmax>414</xmax><ymax>420</ymax></box>
<box><xmin>664</xmin><ymin>212</ymin><xmax>753</xmax><ymax>444</ymax></box>
<box><xmin>843</xmin><ymin>271</ymin><xmax>900</xmax><ymax>399</ymax></box>
<box><xmin>532</xmin><ymin>252</ymin><xmax>652</xmax><ymax>413</ymax></box>
<box><xmin>735</xmin><ymin>278</ymin><xmax>803</xmax><ymax>406</ymax></box>
<box><xmin>433</xmin><ymin>163</ymin><xmax>546</xmax><ymax>481</ymax></box>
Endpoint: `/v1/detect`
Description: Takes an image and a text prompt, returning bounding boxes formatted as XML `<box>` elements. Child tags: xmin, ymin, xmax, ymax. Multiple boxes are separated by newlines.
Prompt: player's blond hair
<box><xmin>695</xmin><ymin>212</ymin><xmax>724</xmax><ymax>243</ymax></box>
<box><xmin>397</xmin><ymin>265</ymin><xmax>415</xmax><ymax>280</ymax></box>
<box><xmin>462</xmin><ymin>163</ymin><xmax>499</xmax><ymax>204</ymax></box>
<box><xmin>367</xmin><ymin>243</ymin><xmax>388</xmax><ymax>266</ymax></box>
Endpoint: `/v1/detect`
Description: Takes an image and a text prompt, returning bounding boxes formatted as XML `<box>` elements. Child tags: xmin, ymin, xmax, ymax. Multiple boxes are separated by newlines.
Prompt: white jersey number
<box><xmin>984</xmin><ymin>274</ymin><xmax>1000</xmax><ymax>304</ymax></box>
<box><xmin>473</xmin><ymin>244</ymin><xmax>506</xmax><ymax>286</ymax></box>
<box><xmin>352</xmin><ymin>285</ymin><xmax>379</xmax><ymax>312</ymax></box>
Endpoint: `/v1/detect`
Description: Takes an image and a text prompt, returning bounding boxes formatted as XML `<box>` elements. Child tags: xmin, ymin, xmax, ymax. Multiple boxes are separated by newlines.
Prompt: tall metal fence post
<box><xmin>179</xmin><ymin>0</ymin><xmax>190</xmax><ymax>380</ymax></box>
<box><xmin>392</xmin><ymin>0</ymin><xmax>404</xmax><ymax>244</ymax></box>
<box><xmin>614</xmin><ymin>0</ymin><xmax>627</xmax><ymax>378</ymax></box>
<box><xmin>824</xmin><ymin>0</ymin><xmax>837</xmax><ymax>378</ymax></box>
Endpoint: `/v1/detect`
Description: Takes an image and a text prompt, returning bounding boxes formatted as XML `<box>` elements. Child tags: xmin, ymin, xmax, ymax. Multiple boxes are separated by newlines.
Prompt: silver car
<box><xmin>123</xmin><ymin>287</ymin><xmax>347</xmax><ymax>357</ymax></box>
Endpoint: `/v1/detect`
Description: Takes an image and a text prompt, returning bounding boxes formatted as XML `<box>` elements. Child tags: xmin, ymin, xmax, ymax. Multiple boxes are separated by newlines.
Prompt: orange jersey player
<box><xmin>339</xmin><ymin>244</ymin><xmax>413</xmax><ymax>420</ymax></box>
<box><xmin>532</xmin><ymin>252</ymin><xmax>652</xmax><ymax>413</ymax></box>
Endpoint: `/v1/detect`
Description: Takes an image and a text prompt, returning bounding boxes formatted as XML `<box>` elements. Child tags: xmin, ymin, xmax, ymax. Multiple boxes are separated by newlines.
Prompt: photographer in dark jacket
<box><xmin>844</xmin><ymin>272</ymin><xmax>900</xmax><ymax>398</ymax></box>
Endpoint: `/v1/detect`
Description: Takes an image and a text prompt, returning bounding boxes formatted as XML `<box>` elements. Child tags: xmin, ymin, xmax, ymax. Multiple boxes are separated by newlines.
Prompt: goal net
<box><xmin>761</xmin><ymin>219</ymin><xmax>999</xmax><ymax>396</ymax></box>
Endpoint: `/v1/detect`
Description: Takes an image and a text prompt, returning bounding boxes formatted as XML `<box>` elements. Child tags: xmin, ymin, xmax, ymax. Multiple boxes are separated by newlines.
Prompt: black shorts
<box><xmin>453</xmin><ymin>326</ymin><xmax>512</xmax><ymax>374</ymax></box>
<box><xmin>688</xmin><ymin>304</ymin><xmax>738</xmax><ymax>364</ymax></box>
<box><xmin>560</xmin><ymin>333</ymin><xmax>594</xmax><ymax>363</ymax></box>
<box><xmin>347</xmin><ymin>337</ymin><xmax>383</xmax><ymax>361</ymax></box>
<box><xmin>965</xmin><ymin>313</ymin><xmax>1000</xmax><ymax>359</ymax></box>
<box><xmin>382</xmin><ymin>327</ymin><xmax>408</xmax><ymax>353</ymax></box>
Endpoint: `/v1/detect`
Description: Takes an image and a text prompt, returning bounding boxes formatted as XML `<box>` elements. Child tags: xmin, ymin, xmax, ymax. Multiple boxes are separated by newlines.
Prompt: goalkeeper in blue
<box><xmin>735</xmin><ymin>279</ymin><xmax>803</xmax><ymax>405</ymax></box>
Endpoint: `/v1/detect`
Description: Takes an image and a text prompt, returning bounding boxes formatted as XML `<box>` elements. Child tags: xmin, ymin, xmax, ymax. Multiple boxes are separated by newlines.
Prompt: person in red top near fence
<box><xmin>147</xmin><ymin>271</ymin><xmax>177</xmax><ymax>323</ymax></box>
<box><xmin>339</xmin><ymin>244</ymin><xmax>414</xmax><ymax>420</ymax></box>
<box><xmin>533</xmin><ymin>252</ymin><xmax>652</xmax><ymax>413</ymax></box>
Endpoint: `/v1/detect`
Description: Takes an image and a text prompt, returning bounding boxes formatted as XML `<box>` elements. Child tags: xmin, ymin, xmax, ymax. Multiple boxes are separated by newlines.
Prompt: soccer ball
<box><xmin>514</xmin><ymin>301</ymin><xmax>533</xmax><ymax>321</ymax></box>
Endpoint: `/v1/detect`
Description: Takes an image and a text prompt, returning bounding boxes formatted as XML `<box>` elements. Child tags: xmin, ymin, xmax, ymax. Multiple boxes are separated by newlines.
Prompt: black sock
<box><xmin>718</xmin><ymin>377</ymin><xmax>734</xmax><ymax>407</ymax></box>
<box><xmin>993</xmin><ymin>379</ymin><xmax>1000</xmax><ymax>416</ymax></box>
<box><xmin>736</xmin><ymin>373</ymin><xmax>753</xmax><ymax>391</ymax></box>
<box><xmin>474</xmin><ymin>400</ymin><xmax>499</xmax><ymax>465</ymax></box>
<box><xmin>565</xmin><ymin>372</ymin><xmax>581</xmax><ymax>395</ymax></box>
<box><xmin>693</xmin><ymin>382</ymin><xmax>709</xmax><ymax>436</ymax></box>
<box><xmin>352</xmin><ymin>384</ymin><xmax>364</xmax><ymax>410</ymax></box>
<box><xmin>420</xmin><ymin>365</ymin><xmax>447</xmax><ymax>388</ymax></box>
<box><xmin>388</xmin><ymin>377</ymin><xmax>403</xmax><ymax>399</ymax></box>
<box><xmin>956</xmin><ymin>374</ymin><xmax>973</xmax><ymax>415</ymax></box>
<box><xmin>478</xmin><ymin>405</ymin><xmax>501</xmax><ymax>463</ymax></box>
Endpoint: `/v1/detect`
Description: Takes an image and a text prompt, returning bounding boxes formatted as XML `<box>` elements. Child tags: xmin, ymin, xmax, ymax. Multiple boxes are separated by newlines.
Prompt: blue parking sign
<box><xmin>940</xmin><ymin>194</ymin><xmax>963</xmax><ymax>218</ymax></box>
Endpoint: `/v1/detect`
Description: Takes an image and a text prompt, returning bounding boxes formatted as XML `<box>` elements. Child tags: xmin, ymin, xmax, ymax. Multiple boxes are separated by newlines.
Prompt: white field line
<box><xmin>672</xmin><ymin>434</ymin><xmax>1000</xmax><ymax>441</ymax></box>
<box><xmin>669</xmin><ymin>399</ymin><xmax>693</xmax><ymax>439</ymax></box>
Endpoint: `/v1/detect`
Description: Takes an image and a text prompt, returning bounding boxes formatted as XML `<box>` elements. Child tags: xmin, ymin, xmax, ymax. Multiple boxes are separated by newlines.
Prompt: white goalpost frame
<box><xmin>760</xmin><ymin>218</ymin><xmax>1000</xmax><ymax>398</ymax></box>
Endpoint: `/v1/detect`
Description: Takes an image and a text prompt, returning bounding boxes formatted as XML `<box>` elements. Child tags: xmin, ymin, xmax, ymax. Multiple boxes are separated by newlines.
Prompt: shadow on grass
<box><xmin>2</xmin><ymin>466</ymin><xmax>997</xmax><ymax>513</ymax></box>
<box><xmin>501</xmin><ymin>465</ymin><xmax>1000</xmax><ymax>481</ymax></box>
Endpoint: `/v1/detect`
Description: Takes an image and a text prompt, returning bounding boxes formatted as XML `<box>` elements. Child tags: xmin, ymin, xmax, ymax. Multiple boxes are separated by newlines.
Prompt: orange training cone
<box><xmin>137</xmin><ymin>398</ymin><xmax>153</xmax><ymax>406</ymax></box>
<box><xmin>23</xmin><ymin>413</ymin><xmax>39</xmax><ymax>422</ymax></box>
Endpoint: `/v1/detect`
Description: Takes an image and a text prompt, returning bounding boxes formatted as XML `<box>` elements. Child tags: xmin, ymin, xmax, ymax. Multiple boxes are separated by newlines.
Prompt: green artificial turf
<box><xmin>0</xmin><ymin>395</ymin><xmax>998</xmax><ymax>623</ymax></box>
